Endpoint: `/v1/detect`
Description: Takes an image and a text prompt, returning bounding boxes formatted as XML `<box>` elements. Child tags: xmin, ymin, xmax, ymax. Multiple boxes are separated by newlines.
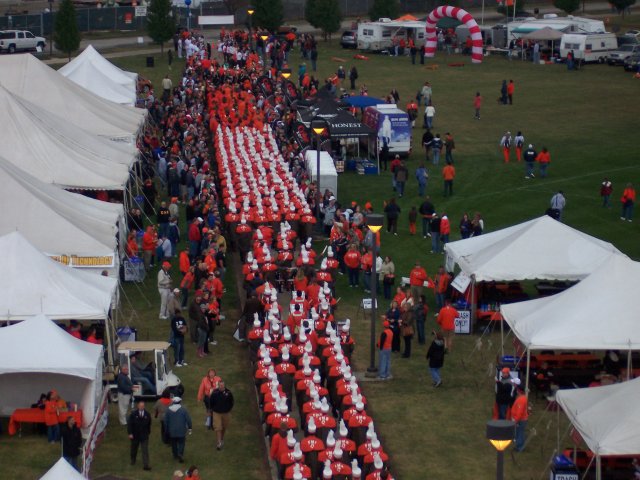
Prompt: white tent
<box><xmin>59</xmin><ymin>45</ymin><xmax>137</xmax><ymax>106</ymax></box>
<box><xmin>0</xmin><ymin>232</ymin><xmax>117</xmax><ymax>321</ymax></box>
<box><xmin>0</xmin><ymin>54</ymin><xmax>145</xmax><ymax>141</ymax></box>
<box><xmin>444</xmin><ymin>216</ymin><xmax>624</xmax><ymax>282</ymax></box>
<box><xmin>0</xmin><ymin>85</ymin><xmax>132</xmax><ymax>189</ymax></box>
<box><xmin>40</xmin><ymin>458</ymin><xmax>85</xmax><ymax>480</ymax></box>
<box><xmin>0</xmin><ymin>156</ymin><xmax>122</xmax><ymax>273</ymax></box>
<box><xmin>304</xmin><ymin>150</ymin><xmax>339</xmax><ymax>200</ymax></box>
<box><xmin>0</xmin><ymin>315</ymin><xmax>103</xmax><ymax>427</ymax></box>
<box><xmin>556</xmin><ymin>378</ymin><xmax>640</xmax><ymax>460</ymax></box>
<box><xmin>501</xmin><ymin>255</ymin><xmax>640</xmax><ymax>351</ymax></box>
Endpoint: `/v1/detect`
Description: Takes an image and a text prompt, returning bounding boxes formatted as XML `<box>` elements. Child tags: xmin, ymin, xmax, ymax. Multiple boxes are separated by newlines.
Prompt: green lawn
<box><xmin>1</xmin><ymin>41</ymin><xmax>639</xmax><ymax>479</ymax></box>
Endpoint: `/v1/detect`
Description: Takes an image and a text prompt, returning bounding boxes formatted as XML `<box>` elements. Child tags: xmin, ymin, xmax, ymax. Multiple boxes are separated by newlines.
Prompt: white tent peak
<box><xmin>0</xmin><ymin>231</ymin><xmax>117</xmax><ymax>321</ymax></box>
<box><xmin>40</xmin><ymin>457</ymin><xmax>85</xmax><ymax>480</ymax></box>
<box><xmin>556</xmin><ymin>377</ymin><xmax>640</xmax><ymax>456</ymax></box>
<box><xmin>59</xmin><ymin>45</ymin><xmax>138</xmax><ymax>106</ymax></box>
<box><xmin>445</xmin><ymin>215</ymin><xmax>624</xmax><ymax>282</ymax></box>
<box><xmin>0</xmin><ymin>84</ymin><xmax>131</xmax><ymax>189</ymax></box>
<box><xmin>0</xmin><ymin>53</ymin><xmax>144</xmax><ymax>140</ymax></box>
<box><xmin>501</xmin><ymin>254</ymin><xmax>640</xmax><ymax>350</ymax></box>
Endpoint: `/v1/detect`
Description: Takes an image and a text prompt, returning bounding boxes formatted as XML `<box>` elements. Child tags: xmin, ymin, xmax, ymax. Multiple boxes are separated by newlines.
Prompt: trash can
<box><xmin>146</xmin><ymin>56</ymin><xmax>154</xmax><ymax>68</ymax></box>
<box><xmin>549</xmin><ymin>455</ymin><xmax>579</xmax><ymax>480</ymax></box>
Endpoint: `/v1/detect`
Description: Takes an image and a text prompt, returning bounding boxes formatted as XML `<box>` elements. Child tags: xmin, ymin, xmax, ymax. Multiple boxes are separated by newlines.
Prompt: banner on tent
<box><xmin>82</xmin><ymin>389</ymin><xmax>109</xmax><ymax>477</ymax></box>
<box><xmin>47</xmin><ymin>254</ymin><xmax>115</xmax><ymax>268</ymax></box>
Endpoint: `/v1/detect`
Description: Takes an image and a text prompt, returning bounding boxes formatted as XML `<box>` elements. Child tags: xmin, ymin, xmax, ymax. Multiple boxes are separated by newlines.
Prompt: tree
<box><xmin>53</xmin><ymin>0</ymin><xmax>80</xmax><ymax>61</ymax></box>
<box><xmin>368</xmin><ymin>0</ymin><xmax>398</xmax><ymax>21</ymax></box>
<box><xmin>610</xmin><ymin>0</ymin><xmax>636</xmax><ymax>16</ymax></box>
<box><xmin>497</xmin><ymin>0</ymin><xmax>526</xmax><ymax>16</ymax></box>
<box><xmin>553</xmin><ymin>0</ymin><xmax>580</xmax><ymax>14</ymax></box>
<box><xmin>306</xmin><ymin>0</ymin><xmax>319</xmax><ymax>28</ymax></box>
<box><xmin>147</xmin><ymin>0</ymin><xmax>175</xmax><ymax>53</ymax></box>
<box><xmin>309</xmin><ymin>0</ymin><xmax>342</xmax><ymax>38</ymax></box>
<box><xmin>254</xmin><ymin>0</ymin><xmax>284</xmax><ymax>32</ymax></box>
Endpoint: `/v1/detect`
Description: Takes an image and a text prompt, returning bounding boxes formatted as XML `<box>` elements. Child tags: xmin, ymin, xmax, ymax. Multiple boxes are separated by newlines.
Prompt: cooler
<box><xmin>549</xmin><ymin>455</ymin><xmax>579</xmax><ymax>480</ymax></box>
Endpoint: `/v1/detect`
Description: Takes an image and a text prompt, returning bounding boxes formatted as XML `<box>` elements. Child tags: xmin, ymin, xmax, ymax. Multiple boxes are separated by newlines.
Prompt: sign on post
<box><xmin>135</xmin><ymin>6</ymin><xmax>147</xmax><ymax>16</ymax></box>
<box><xmin>454</xmin><ymin>310</ymin><xmax>471</xmax><ymax>334</ymax></box>
<box><xmin>361</xmin><ymin>298</ymin><xmax>378</xmax><ymax>310</ymax></box>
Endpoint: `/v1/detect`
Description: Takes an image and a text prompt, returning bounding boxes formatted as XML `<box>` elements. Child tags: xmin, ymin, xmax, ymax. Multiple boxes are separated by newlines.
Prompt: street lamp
<box><xmin>48</xmin><ymin>0</ymin><xmax>53</xmax><ymax>57</ymax></box>
<box><xmin>281</xmin><ymin>67</ymin><xmax>291</xmax><ymax>80</ymax></box>
<box><xmin>486</xmin><ymin>420</ymin><xmax>516</xmax><ymax>480</ymax></box>
<box><xmin>365</xmin><ymin>213</ymin><xmax>383</xmax><ymax>377</ymax></box>
<box><xmin>247</xmin><ymin>7</ymin><xmax>254</xmax><ymax>51</ymax></box>
<box><xmin>185</xmin><ymin>0</ymin><xmax>192</xmax><ymax>31</ymax></box>
<box><xmin>310</xmin><ymin>117</ymin><xmax>328</xmax><ymax>230</ymax></box>
<box><xmin>260</xmin><ymin>34</ymin><xmax>269</xmax><ymax>64</ymax></box>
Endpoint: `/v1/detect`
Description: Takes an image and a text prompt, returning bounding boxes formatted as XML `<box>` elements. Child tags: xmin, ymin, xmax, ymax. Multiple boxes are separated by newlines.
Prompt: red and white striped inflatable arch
<box><xmin>424</xmin><ymin>6</ymin><xmax>483</xmax><ymax>64</ymax></box>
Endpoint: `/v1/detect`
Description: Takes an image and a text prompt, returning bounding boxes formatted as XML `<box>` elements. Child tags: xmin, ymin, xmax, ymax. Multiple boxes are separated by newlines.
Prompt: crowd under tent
<box><xmin>0</xmin><ymin>54</ymin><xmax>145</xmax><ymax>141</ymax></box>
<box><xmin>501</xmin><ymin>254</ymin><xmax>640</xmax><ymax>393</ymax></box>
<box><xmin>0</xmin><ymin>85</ymin><xmax>132</xmax><ymax>189</ymax></box>
<box><xmin>556</xmin><ymin>378</ymin><xmax>640</xmax><ymax>480</ymax></box>
<box><xmin>59</xmin><ymin>45</ymin><xmax>138</xmax><ymax>107</ymax></box>
<box><xmin>0</xmin><ymin>156</ymin><xmax>123</xmax><ymax>276</ymax></box>
<box><xmin>0</xmin><ymin>315</ymin><xmax>103</xmax><ymax>428</ymax></box>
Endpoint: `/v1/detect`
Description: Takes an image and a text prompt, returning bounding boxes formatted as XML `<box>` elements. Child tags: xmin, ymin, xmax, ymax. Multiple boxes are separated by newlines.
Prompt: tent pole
<box><xmin>627</xmin><ymin>342</ymin><xmax>632</xmax><ymax>380</ymax></box>
<box><xmin>596</xmin><ymin>455</ymin><xmax>601</xmax><ymax>480</ymax></box>
<box><xmin>525</xmin><ymin>348</ymin><xmax>531</xmax><ymax>398</ymax></box>
<box><xmin>104</xmin><ymin>310</ymin><xmax>114</xmax><ymax>369</ymax></box>
<box><xmin>500</xmin><ymin>305</ymin><xmax>505</xmax><ymax>358</ymax></box>
<box><xmin>376</xmin><ymin>137</ymin><xmax>380</xmax><ymax>175</ymax></box>
<box><xmin>556</xmin><ymin>406</ymin><xmax>560</xmax><ymax>454</ymax></box>
<box><xmin>470</xmin><ymin>276</ymin><xmax>477</xmax><ymax>331</ymax></box>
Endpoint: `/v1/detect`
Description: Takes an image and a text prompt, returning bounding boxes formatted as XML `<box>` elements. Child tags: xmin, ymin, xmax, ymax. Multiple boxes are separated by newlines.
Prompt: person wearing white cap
<box><xmin>163</xmin><ymin>396</ymin><xmax>193</xmax><ymax>463</ymax></box>
<box><xmin>322</xmin><ymin>196</ymin><xmax>337</xmax><ymax>236</ymax></box>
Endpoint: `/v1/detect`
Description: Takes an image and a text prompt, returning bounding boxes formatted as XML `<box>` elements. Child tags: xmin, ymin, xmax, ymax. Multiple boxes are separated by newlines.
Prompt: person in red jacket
<box><xmin>44</xmin><ymin>390</ymin><xmax>62</xmax><ymax>443</ymax></box>
<box><xmin>408</xmin><ymin>261</ymin><xmax>427</xmax><ymax>300</ymax></box>
<box><xmin>188</xmin><ymin>218</ymin><xmax>203</xmax><ymax>261</ymax></box>
<box><xmin>434</xmin><ymin>266</ymin><xmax>451</xmax><ymax>310</ymax></box>
<box><xmin>436</xmin><ymin>299</ymin><xmax>459</xmax><ymax>352</ymax></box>
<box><xmin>621</xmin><ymin>182</ymin><xmax>636</xmax><ymax>222</ymax></box>
<box><xmin>511</xmin><ymin>381</ymin><xmax>529</xmax><ymax>451</ymax></box>
<box><xmin>439</xmin><ymin>214</ymin><xmax>450</xmax><ymax>249</ymax></box>
<box><xmin>377</xmin><ymin>321</ymin><xmax>393</xmax><ymax>380</ymax></box>
<box><xmin>142</xmin><ymin>226</ymin><xmax>156</xmax><ymax>271</ymax></box>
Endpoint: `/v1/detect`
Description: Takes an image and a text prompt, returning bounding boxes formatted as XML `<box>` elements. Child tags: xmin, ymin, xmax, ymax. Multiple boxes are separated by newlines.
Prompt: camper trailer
<box><xmin>357</xmin><ymin>19</ymin><xmax>426</xmax><ymax>52</ymax></box>
<box><xmin>362</xmin><ymin>104</ymin><xmax>411</xmax><ymax>156</ymax></box>
<box><xmin>455</xmin><ymin>24</ymin><xmax>505</xmax><ymax>48</ymax></box>
<box><xmin>560</xmin><ymin>33</ymin><xmax>618</xmax><ymax>63</ymax></box>
<box><xmin>509</xmin><ymin>14</ymin><xmax>606</xmax><ymax>40</ymax></box>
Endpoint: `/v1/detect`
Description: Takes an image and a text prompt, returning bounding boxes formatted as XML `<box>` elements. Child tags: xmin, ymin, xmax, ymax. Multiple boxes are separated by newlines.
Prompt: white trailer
<box><xmin>357</xmin><ymin>19</ymin><xmax>426</xmax><ymax>52</ymax></box>
<box><xmin>509</xmin><ymin>14</ymin><xmax>606</xmax><ymax>40</ymax></box>
<box><xmin>560</xmin><ymin>33</ymin><xmax>618</xmax><ymax>63</ymax></box>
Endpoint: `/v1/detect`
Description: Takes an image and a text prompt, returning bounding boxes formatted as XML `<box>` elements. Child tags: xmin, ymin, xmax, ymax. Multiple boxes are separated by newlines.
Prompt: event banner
<box><xmin>47</xmin><ymin>253</ymin><xmax>115</xmax><ymax>268</ymax></box>
<box><xmin>82</xmin><ymin>389</ymin><xmax>109</xmax><ymax>477</ymax></box>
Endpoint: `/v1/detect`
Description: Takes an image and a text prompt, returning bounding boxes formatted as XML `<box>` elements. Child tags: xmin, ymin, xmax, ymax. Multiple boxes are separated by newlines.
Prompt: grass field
<box><xmin>1</xmin><ymin>34</ymin><xmax>639</xmax><ymax>479</ymax></box>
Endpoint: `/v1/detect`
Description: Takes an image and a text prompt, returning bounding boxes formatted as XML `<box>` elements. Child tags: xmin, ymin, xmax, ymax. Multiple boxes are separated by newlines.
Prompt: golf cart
<box><xmin>108</xmin><ymin>341</ymin><xmax>183</xmax><ymax>400</ymax></box>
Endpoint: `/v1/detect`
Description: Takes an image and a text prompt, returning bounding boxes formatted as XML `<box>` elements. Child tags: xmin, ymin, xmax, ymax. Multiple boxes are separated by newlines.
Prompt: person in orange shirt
<box><xmin>442</xmin><ymin>161</ymin><xmax>456</xmax><ymax>197</ymax></box>
<box><xmin>44</xmin><ymin>390</ymin><xmax>62</xmax><ymax>443</ymax></box>
<box><xmin>536</xmin><ymin>147</ymin><xmax>550</xmax><ymax>178</ymax></box>
<box><xmin>621</xmin><ymin>182</ymin><xmax>636</xmax><ymax>222</ymax></box>
<box><xmin>408</xmin><ymin>262</ymin><xmax>428</xmax><ymax>300</ymax></box>
<box><xmin>344</xmin><ymin>244</ymin><xmax>362</xmax><ymax>288</ymax></box>
<box><xmin>434</xmin><ymin>266</ymin><xmax>451</xmax><ymax>310</ymax></box>
<box><xmin>436</xmin><ymin>299</ymin><xmax>459</xmax><ymax>352</ymax></box>
<box><xmin>507</xmin><ymin>79</ymin><xmax>515</xmax><ymax>105</ymax></box>
<box><xmin>197</xmin><ymin>368</ymin><xmax>221</xmax><ymax>429</ymax></box>
<box><xmin>510</xmin><ymin>380</ymin><xmax>529</xmax><ymax>451</ymax></box>
<box><xmin>377</xmin><ymin>321</ymin><xmax>393</xmax><ymax>380</ymax></box>
<box><xmin>142</xmin><ymin>226</ymin><xmax>157</xmax><ymax>271</ymax></box>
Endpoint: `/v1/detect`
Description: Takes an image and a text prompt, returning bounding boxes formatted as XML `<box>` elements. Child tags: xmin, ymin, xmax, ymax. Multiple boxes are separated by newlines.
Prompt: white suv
<box><xmin>0</xmin><ymin>30</ymin><xmax>46</xmax><ymax>54</ymax></box>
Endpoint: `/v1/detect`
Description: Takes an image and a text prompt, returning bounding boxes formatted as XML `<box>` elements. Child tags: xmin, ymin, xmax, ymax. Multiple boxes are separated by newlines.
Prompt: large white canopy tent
<box><xmin>0</xmin><ymin>156</ymin><xmax>123</xmax><ymax>275</ymax></box>
<box><xmin>444</xmin><ymin>215</ymin><xmax>624</xmax><ymax>282</ymax></box>
<box><xmin>59</xmin><ymin>45</ymin><xmax>138</xmax><ymax>106</ymax></box>
<box><xmin>40</xmin><ymin>458</ymin><xmax>85</xmax><ymax>480</ymax></box>
<box><xmin>0</xmin><ymin>315</ymin><xmax>103</xmax><ymax>427</ymax></box>
<box><xmin>556</xmin><ymin>378</ymin><xmax>640</xmax><ymax>479</ymax></box>
<box><xmin>0</xmin><ymin>54</ymin><xmax>145</xmax><ymax>141</ymax></box>
<box><xmin>501</xmin><ymin>254</ymin><xmax>640</xmax><ymax>351</ymax></box>
<box><xmin>0</xmin><ymin>85</ymin><xmax>132</xmax><ymax>189</ymax></box>
<box><xmin>0</xmin><ymin>232</ymin><xmax>117</xmax><ymax>321</ymax></box>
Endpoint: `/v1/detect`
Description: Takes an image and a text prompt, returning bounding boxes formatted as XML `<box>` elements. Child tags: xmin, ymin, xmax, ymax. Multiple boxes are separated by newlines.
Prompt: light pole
<box><xmin>365</xmin><ymin>213</ymin><xmax>383</xmax><ymax>376</ymax></box>
<box><xmin>260</xmin><ymin>34</ymin><xmax>268</xmax><ymax>65</ymax></box>
<box><xmin>247</xmin><ymin>7</ymin><xmax>254</xmax><ymax>51</ymax></box>
<box><xmin>48</xmin><ymin>0</ymin><xmax>53</xmax><ymax>57</ymax></box>
<box><xmin>310</xmin><ymin>117</ymin><xmax>328</xmax><ymax>230</ymax></box>
<box><xmin>185</xmin><ymin>0</ymin><xmax>192</xmax><ymax>31</ymax></box>
<box><xmin>281</xmin><ymin>67</ymin><xmax>291</xmax><ymax>87</ymax></box>
<box><xmin>486</xmin><ymin>419</ymin><xmax>516</xmax><ymax>480</ymax></box>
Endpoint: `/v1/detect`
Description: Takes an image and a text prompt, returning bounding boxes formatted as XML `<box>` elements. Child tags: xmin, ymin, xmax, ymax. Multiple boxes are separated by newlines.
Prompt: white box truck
<box><xmin>560</xmin><ymin>33</ymin><xmax>618</xmax><ymax>63</ymax></box>
<box><xmin>362</xmin><ymin>104</ymin><xmax>412</xmax><ymax>156</ymax></box>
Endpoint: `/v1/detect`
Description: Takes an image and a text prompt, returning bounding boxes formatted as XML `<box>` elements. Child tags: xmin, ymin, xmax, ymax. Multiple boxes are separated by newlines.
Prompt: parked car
<box><xmin>607</xmin><ymin>44</ymin><xmax>640</xmax><ymax>65</ymax></box>
<box><xmin>624</xmin><ymin>54</ymin><xmax>640</xmax><ymax>71</ymax></box>
<box><xmin>340</xmin><ymin>30</ymin><xmax>357</xmax><ymax>49</ymax></box>
<box><xmin>0</xmin><ymin>30</ymin><xmax>46</xmax><ymax>54</ymax></box>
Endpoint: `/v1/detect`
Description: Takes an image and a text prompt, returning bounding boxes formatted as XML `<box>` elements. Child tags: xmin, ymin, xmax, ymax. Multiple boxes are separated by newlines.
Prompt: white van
<box><xmin>560</xmin><ymin>33</ymin><xmax>618</xmax><ymax>63</ymax></box>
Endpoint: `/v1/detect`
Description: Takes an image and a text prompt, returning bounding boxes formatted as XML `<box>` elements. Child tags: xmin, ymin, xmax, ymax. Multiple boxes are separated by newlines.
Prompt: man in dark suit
<box><xmin>128</xmin><ymin>400</ymin><xmax>152</xmax><ymax>471</ymax></box>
